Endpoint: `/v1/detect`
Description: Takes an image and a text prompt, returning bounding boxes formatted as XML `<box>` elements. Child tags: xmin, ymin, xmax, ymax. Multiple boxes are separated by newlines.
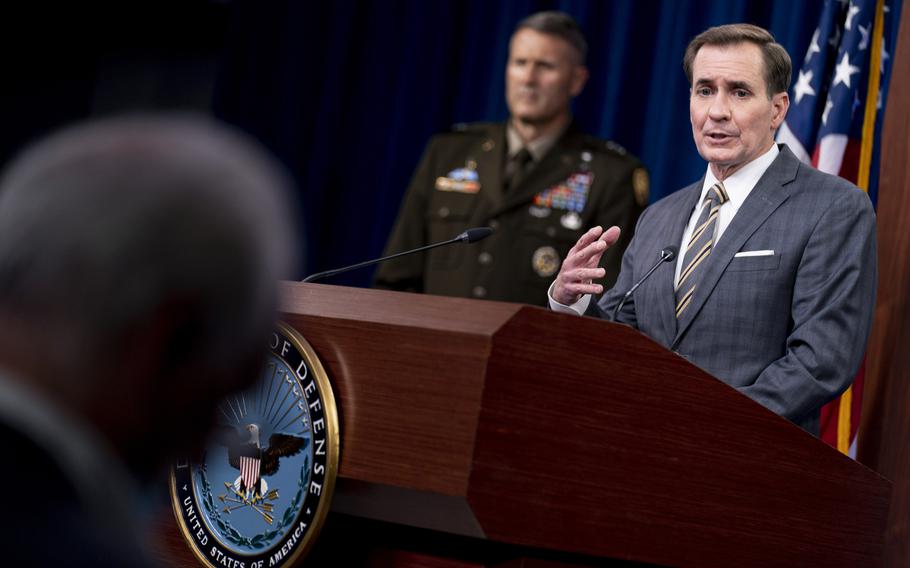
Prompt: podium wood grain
<box><xmin>155</xmin><ymin>282</ymin><xmax>891</xmax><ymax>567</ymax></box>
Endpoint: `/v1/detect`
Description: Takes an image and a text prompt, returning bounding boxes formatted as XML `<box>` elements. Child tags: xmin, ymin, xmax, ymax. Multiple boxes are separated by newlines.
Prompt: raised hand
<box><xmin>552</xmin><ymin>225</ymin><xmax>621</xmax><ymax>305</ymax></box>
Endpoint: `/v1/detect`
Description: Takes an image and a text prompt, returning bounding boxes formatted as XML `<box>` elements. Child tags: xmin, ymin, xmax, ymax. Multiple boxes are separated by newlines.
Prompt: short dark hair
<box><xmin>514</xmin><ymin>11</ymin><xmax>587</xmax><ymax>64</ymax></box>
<box><xmin>683</xmin><ymin>23</ymin><xmax>792</xmax><ymax>97</ymax></box>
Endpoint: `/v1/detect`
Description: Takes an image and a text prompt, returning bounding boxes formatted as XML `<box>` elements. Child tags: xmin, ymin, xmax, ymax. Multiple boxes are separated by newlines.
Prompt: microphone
<box><xmin>302</xmin><ymin>227</ymin><xmax>494</xmax><ymax>283</ymax></box>
<box><xmin>611</xmin><ymin>245</ymin><xmax>678</xmax><ymax>320</ymax></box>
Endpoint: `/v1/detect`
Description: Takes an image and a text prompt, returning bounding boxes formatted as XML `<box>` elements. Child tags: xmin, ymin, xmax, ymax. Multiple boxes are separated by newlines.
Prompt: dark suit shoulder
<box><xmin>796</xmin><ymin>166</ymin><xmax>875</xmax><ymax>221</ymax></box>
<box><xmin>793</xmin><ymin>159</ymin><xmax>860</xmax><ymax>192</ymax></box>
<box><xmin>779</xmin><ymin>151</ymin><xmax>871</xmax><ymax>211</ymax></box>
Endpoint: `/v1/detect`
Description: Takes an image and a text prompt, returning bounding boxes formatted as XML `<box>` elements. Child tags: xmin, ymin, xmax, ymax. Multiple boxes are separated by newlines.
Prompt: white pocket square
<box><xmin>734</xmin><ymin>250</ymin><xmax>774</xmax><ymax>257</ymax></box>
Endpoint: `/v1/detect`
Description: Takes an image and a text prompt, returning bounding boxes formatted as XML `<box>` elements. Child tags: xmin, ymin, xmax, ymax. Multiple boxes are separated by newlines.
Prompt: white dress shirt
<box><xmin>549</xmin><ymin>144</ymin><xmax>780</xmax><ymax>315</ymax></box>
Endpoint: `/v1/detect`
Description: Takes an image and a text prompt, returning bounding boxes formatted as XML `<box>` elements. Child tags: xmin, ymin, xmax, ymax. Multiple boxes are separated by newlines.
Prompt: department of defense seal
<box><xmin>171</xmin><ymin>322</ymin><xmax>339</xmax><ymax>568</ymax></box>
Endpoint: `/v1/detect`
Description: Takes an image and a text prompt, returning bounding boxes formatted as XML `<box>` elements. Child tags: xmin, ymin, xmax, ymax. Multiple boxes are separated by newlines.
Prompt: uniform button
<box><xmin>478</xmin><ymin>252</ymin><xmax>492</xmax><ymax>265</ymax></box>
<box><xmin>472</xmin><ymin>286</ymin><xmax>487</xmax><ymax>298</ymax></box>
<box><xmin>489</xmin><ymin>219</ymin><xmax>500</xmax><ymax>230</ymax></box>
<box><xmin>545</xmin><ymin>227</ymin><xmax>557</xmax><ymax>237</ymax></box>
<box><xmin>438</xmin><ymin>207</ymin><xmax>450</xmax><ymax>219</ymax></box>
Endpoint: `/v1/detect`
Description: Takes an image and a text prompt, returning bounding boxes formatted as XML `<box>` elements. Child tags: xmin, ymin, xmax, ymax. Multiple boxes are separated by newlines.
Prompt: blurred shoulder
<box><xmin>429</xmin><ymin>121</ymin><xmax>500</xmax><ymax>143</ymax></box>
<box><xmin>577</xmin><ymin>133</ymin><xmax>648</xmax><ymax>206</ymax></box>
<box><xmin>422</xmin><ymin>122</ymin><xmax>502</xmax><ymax>156</ymax></box>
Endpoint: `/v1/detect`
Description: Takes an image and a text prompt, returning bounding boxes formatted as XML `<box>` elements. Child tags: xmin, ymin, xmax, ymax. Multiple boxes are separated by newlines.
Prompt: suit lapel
<box><xmin>656</xmin><ymin>182</ymin><xmax>703</xmax><ymax>344</ymax></box>
<box><xmin>672</xmin><ymin>147</ymin><xmax>798</xmax><ymax>347</ymax></box>
<box><xmin>475</xmin><ymin>123</ymin><xmax>505</xmax><ymax>210</ymax></box>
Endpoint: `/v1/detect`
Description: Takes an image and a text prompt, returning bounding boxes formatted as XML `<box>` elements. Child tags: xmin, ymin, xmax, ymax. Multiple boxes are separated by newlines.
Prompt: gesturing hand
<box><xmin>552</xmin><ymin>225</ymin><xmax>621</xmax><ymax>306</ymax></box>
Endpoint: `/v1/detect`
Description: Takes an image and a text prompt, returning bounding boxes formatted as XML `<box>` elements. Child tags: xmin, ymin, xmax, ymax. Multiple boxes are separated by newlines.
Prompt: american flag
<box><xmin>240</xmin><ymin>455</ymin><xmax>261</xmax><ymax>492</ymax></box>
<box><xmin>777</xmin><ymin>0</ymin><xmax>900</xmax><ymax>455</ymax></box>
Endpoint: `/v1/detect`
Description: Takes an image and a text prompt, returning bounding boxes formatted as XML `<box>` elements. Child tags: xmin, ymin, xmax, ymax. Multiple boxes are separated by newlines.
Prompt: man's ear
<box><xmin>771</xmin><ymin>91</ymin><xmax>790</xmax><ymax>129</ymax></box>
<box><xmin>570</xmin><ymin>65</ymin><xmax>589</xmax><ymax>97</ymax></box>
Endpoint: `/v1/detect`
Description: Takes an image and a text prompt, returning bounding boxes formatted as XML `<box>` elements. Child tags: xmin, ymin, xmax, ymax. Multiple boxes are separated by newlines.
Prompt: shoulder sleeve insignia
<box><xmin>632</xmin><ymin>168</ymin><xmax>649</xmax><ymax>207</ymax></box>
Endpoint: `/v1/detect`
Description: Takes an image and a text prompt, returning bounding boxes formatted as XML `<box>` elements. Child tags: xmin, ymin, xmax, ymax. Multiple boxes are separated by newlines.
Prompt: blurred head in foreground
<box><xmin>0</xmin><ymin>115</ymin><xmax>299</xmax><ymax>477</ymax></box>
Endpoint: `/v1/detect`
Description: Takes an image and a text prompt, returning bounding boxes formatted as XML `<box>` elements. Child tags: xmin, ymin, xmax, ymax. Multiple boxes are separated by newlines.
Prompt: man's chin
<box><xmin>697</xmin><ymin>146</ymin><xmax>737</xmax><ymax>165</ymax></box>
<box><xmin>512</xmin><ymin>112</ymin><xmax>555</xmax><ymax>127</ymax></box>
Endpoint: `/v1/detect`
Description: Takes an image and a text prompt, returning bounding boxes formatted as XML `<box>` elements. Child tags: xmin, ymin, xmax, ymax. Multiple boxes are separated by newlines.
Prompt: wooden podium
<box><xmin>273</xmin><ymin>282</ymin><xmax>890</xmax><ymax>567</ymax></box>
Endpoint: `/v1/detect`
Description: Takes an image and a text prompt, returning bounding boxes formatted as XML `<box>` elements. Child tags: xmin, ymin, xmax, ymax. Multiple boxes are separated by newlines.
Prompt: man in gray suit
<box><xmin>549</xmin><ymin>23</ymin><xmax>876</xmax><ymax>436</ymax></box>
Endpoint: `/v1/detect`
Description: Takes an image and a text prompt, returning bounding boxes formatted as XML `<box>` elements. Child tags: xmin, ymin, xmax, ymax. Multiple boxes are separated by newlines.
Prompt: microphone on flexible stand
<box><xmin>611</xmin><ymin>245</ymin><xmax>678</xmax><ymax>320</ymax></box>
<box><xmin>302</xmin><ymin>227</ymin><xmax>494</xmax><ymax>283</ymax></box>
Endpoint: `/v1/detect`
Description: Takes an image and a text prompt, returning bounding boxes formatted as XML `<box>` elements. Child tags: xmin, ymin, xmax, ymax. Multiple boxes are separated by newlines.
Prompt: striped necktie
<box><xmin>675</xmin><ymin>181</ymin><xmax>729</xmax><ymax>318</ymax></box>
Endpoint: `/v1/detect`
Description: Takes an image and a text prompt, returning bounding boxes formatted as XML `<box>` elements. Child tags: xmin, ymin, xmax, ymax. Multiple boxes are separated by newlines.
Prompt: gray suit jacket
<box><xmin>591</xmin><ymin>145</ymin><xmax>877</xmax><ymax>434</ymax></box>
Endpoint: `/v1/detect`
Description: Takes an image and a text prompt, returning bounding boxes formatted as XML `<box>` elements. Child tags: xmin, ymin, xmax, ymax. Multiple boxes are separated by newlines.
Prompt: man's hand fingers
<box><xmin>601</xmin><ymin>225</ymin><xmax>621</xmax><ymax>247</ymax></box>
<box><xmin>562</xmin><ymin>281</ymin><xmax>604</xmax><ymax>297</ymax></box>
<box><xmin>568</xmin><ymin>225</ymin><xmax>604</xmax><ymax>256</ymax></box>
<box><xmin>566</xmin><ymin>267</ymin><xmax>606</xmax><ymax>282</ymax></box>
<box><xmin>553</xmin><ymin>225</ymin><xmax>619</xmax><ymax>305</ymax></box>
<box><xmin>568</xmin><ymin>226</ymin><xmax>620</xmax><ymax>268</ymax></box>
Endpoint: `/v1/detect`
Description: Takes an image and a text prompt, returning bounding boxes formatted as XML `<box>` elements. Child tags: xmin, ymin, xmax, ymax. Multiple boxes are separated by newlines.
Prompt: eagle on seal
<box><xmin>217</xmin><ymin>424</ymin><xmax>306</xmax><ymax>498</ymax></box>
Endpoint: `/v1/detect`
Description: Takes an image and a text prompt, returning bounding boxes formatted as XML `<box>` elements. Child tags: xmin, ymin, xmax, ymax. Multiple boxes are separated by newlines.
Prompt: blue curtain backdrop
<box><xmin>214</xmin><ymin>0</ymin><xmax>823</xmax><ymax>285</ymax></box>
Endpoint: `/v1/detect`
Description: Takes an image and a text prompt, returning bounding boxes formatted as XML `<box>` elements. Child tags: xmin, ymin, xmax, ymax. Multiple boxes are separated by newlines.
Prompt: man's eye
<box><xmin>733</xmin><ymin>89</ymin><xmax>750</xmax><ymax>98</ymax></box>
<box><xmin>697</xmin><ymin>87</ymin><xmax>713</xmax><ymax>96</ymax></box>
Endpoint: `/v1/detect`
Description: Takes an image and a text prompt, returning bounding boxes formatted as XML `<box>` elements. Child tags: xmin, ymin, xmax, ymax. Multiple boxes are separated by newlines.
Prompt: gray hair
<box><xmin>0</xmin><ymin>115</ymin><xmax>299</xmax><ymax>371</ymax></box>
<box><xmin>515</xmin><ymin>11</ymin><xmax>588</xmax><ymax>64</ymax></box>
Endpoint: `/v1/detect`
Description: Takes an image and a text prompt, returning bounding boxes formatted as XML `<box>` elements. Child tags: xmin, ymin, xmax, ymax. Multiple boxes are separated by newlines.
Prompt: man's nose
<box><xmin>707</xmin><ymin>94</ymin><xmax>731</xmax><ymax>120</ymax></box>
<box><xmin>517</xmin><ymin>64</ymin><xmax>538</xmax><ymax>84</ymax></box>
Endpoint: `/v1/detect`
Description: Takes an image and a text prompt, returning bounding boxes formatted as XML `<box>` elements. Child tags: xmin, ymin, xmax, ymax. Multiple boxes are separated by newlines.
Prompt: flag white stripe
<box><xmin>776</xmin><ymin>121</ymin><xmax>811</xmax><ymax>164</ymax></box>
<box><xmin>817</xmin><ymin>133</ymin><xmax>849</xmax><ymax>175</ymax></box>
<box><xmin>240</xmin><ymin>456</ymin><xmax>260</xmax><ymax>490</ymax></box>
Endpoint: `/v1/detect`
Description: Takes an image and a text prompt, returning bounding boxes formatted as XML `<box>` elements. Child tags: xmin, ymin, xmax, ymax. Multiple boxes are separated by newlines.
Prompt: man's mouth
<box><xmin>706</xmin><ymin>131</ymin><xmax>736</xmax><ymax>142</ymax></box>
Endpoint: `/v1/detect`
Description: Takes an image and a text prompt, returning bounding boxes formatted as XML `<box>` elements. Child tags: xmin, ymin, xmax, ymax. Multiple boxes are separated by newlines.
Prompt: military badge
<box><xmin>532</xmin><ymin>246</ymin><xmax>560</xmax><ymax>278</ymax></box>
<box><xmin>436</xmin><ymin>160</ymin><xmax>480</xmax><ymax>193</ymax></box>
<box><xmin>560</xmin><ymin>211</ymin><xmax>582</xmax><ymax>230</ymax></box>
<box><xmin>533</xmin><ymin>171</ymin><xmax>593</xmax><ymax>213</ymax></box>
<box><xmin>171</xmin><ymin>322</ymin><xmax>339</xmax><ymax>568</ymax></box>
<box><xmin>579</xmin><ymin>151</ymin><xmax>593</xmax><ymax>171</ymax></box>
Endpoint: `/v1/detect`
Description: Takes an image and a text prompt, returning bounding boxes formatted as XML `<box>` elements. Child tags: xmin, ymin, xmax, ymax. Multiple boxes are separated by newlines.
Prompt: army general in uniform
<box><xmin>374</xmin><ymin>11</ymin><xmax>648</xmax><ymax>306</ymax></box>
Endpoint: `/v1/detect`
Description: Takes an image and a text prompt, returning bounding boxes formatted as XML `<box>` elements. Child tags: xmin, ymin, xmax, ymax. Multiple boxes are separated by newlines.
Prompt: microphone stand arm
<box><xmin>302</xmin><ymin>237</ymin><xmax>461</xmax><ymax>283</ymax></box>
<box><xmin>611</xmin><ymin>249</ymin><xmax>675</xmax><ymax>320</ymax></box>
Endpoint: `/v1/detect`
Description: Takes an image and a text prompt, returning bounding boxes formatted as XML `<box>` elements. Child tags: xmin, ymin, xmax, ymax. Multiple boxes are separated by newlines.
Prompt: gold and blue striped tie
<box><xmin>675</xmin><ymin>182</ymin><xmax>729</xmax><ymax>318</ymax></box>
